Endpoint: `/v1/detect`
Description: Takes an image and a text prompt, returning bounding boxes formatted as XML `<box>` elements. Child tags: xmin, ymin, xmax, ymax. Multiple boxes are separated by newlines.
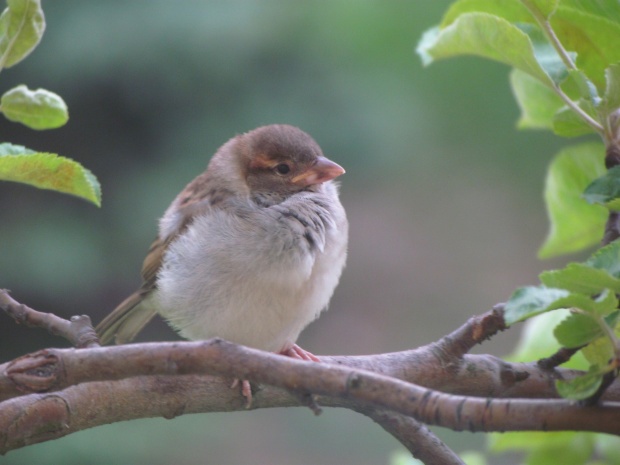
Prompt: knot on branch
<box><xmin>6</xmin><ymin>351</ymin><xmax>63</xmax><ymax>393</ymax></box>
<box><xmin>69</xmin><ymin>315</ymin><xmax>100</xmax><ymax>348</ymax></box>
<box><xmin>499</xmin><ymin>363</ymin><xmax>529</xmax><ymax>387</ymax></box>
<box><xmin>346</xmin><ymin>372</ymin><xmax>362</xmax><ymax>391</ymax></box>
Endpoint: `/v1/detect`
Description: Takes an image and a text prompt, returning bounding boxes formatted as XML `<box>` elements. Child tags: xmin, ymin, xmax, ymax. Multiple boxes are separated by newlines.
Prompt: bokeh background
<box><xmin>0</xmin><ymin>1</ymin><xmax>588</xmax><ymax>464</ymax></box>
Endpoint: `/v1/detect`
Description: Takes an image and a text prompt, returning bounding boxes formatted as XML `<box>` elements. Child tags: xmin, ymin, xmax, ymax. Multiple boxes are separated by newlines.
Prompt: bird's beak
<box><xmin>292</xmin><ymin>156</ymin><xmax>345</xmax><ymax>186</ymax></box>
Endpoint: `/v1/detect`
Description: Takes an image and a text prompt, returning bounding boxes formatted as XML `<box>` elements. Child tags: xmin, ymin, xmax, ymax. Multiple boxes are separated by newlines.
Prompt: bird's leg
<box><xmin>231</xmin><ymin>344</ymin><xmax>319</xmax><ymax>408</ymax></box>
<box><xmin>280</xmin><ymin>343</ymin><xmax>321</xmax><ymax>362</ymax></box>
<box><xmin>231</xmin><ymin>378</ymin><xmax>253</xmax><ymax>407</ymax></box>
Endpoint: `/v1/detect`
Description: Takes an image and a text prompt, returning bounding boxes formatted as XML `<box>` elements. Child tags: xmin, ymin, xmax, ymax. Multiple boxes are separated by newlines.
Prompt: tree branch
<box><xmin>0</xmin><ymin>290</ymin><xmax>99</xmax><ymax>349</ymax></box>
<box><xmin>2</xmin><ymin>338</ymin><xmax>620</xmax><ymax>455</ymax></box>
<box><xmin>4</xmin><ymin>295</ymin><xmax>620</xmax><ymax>462</ymax></box>
<box><xmin>358</xmin><ymin>406</ymin><xmax>465</xmax><ymax>465</ymax></box>
<box><xmin>429</xmin><ymin>304</ymin><xmax>506</xmax><ymax>363</ymax></box>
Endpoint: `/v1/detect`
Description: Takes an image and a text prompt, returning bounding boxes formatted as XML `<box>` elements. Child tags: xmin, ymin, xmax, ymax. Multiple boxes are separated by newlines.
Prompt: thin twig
<box><xmin>430</xmin><ymin>304</ymin><xmax>507</xmax><ymax>363</ymax></box>
<box><xmin>538</xmin><ymin>347</ymin><xmax>582</xmax><ymax>370</ymax></box>
<box><xmin>359</xmin><ymin>406</ymin><xmax>465</xmax><ymax>465</ymax></box>
<box><xmin>0</xmin><ymin>290</ymin><xmax>99</xmax><ymax>348</ymax></box>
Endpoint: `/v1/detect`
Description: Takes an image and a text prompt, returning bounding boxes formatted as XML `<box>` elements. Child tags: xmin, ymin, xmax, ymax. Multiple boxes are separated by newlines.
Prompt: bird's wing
<box><xmin>96</xmin><ymin>172</ymin><xmax>236</xmax><ymax>344</ymax></box>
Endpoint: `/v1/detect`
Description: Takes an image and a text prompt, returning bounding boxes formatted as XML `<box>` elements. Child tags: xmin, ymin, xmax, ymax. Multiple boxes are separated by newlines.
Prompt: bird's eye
<box><xmin>275</xmin><ymin>163</ymin><xmax>291</xmax><ymax>175</ymax></box>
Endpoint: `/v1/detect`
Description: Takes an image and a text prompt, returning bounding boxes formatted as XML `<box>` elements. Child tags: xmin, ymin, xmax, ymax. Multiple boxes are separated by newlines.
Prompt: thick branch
<box><xmin>3</xmin><ymin>296</ymin><xmax>619</xmax><ymax>460</ymax></box>
<box><xmin>2</xmin><ymin>339</ymin><xmax>620</xmax><ymax>454</ymax></box>
<box><xmin>0</xmin><ymin>340</ymin><xmax>597</xmax><ymax>403</ymax></box>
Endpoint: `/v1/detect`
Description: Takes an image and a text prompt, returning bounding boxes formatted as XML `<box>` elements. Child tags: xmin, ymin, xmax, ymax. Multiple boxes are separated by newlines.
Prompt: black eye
<box><xmin>275</xmin><ymin>163</ymin><xmax>290</xmax><ymax>175</ymax></box>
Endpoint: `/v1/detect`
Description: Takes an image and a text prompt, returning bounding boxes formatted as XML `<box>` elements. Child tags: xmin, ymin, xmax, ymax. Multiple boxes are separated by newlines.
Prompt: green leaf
<box><xmin>605</xmin><ymin>64</ymin><xmax>620</xmax><ymax>108</ymax></box>
<box><xmin>583</xmin><ymin>165</ymin><xmax>620</xmax><ymax>210</ymax></box>
<box><xmin>596</xmin><ymin>435</ymin><xmax>620</xmax><ymax>464</ymax></box>
<box><xmin>520</xmin><ymin>0</ymin><xmax>559</xmax><ymax>19</ymax></box>
<box><xmin>504</xmin><ymin>286</ymin><xmax>569</xmax><ymax>324</ymax></box>
<box><xmin>553</xmin><ymin>290</ymin><xmax>616</xmax><ymax>316</ymax></box>
<box><xmin>540</xmin><ymin>262</ymin><xmax>620</xmax><ymax>294</ymax></box>
<box><xmin>539</xmin><ymin>142</ymin><xmax>607</xmax><ymax>258</ymax></box>
<box><xmin>555</xmin><ymin>366</ymin><xmax>604</xmax><ymax>399</ymax></box>
<box><xmin>554</xmin><ymin>313</ymin><xmax>603</xmax><ymax>348</ymax></box>
<box><xmin>490</xmin><ymin>432</ymin><xmax>594</xmax><ymax>465</ymax></box>
<box><xmin>605</xmin><ymin>309</ymin><xmax>620</xmax><ymax>327</ymax></box>
<box><xmin>505</xmin><ymin>286</ymin><xmax>617</xmax><ymax>325</ymax></box>
<box><xmin>581</xmin><ymin>335</ymin><xmax>615</xmax><ymax>366</ymax></box>
<box><xmin>0</xmin><ymin>0</ymin><xmax>44</xmax><ymax>69</ymax></box>
<box><xmin>561</xmin><ymin>0</ymin><xmax>620</xmax><ymax>24</ymax></box>
<box><xmin>604</xmin><ymin>64</ymin><xmax>620</xmax><ymax>124</ymax></box>
<box><xmin>460</xmin><ymin>451</ymin><xmax>487</xmax><ymax>465</ymax></box>
<box><xmin>440</xmin><ymin>0</ymin><xmax>535</xmax><ymax>28</ymax></box>
<box><xmin>552</xmin><ymin>103</ymin><xmax>597</xmax><ymax>137</ymax></box>
<box><xmin>551</xmin><ymin>6</ymin><xmax>620</xmax><ymax>91</ymax></box>
<box><xmin>525</xmin><ymin>433</ymin><xmax>595</xmax><ymax>465</ymax></box>
<box><xmin>510</xmin><ymin>68</ymin><xmax>564</xmax><ymax>129</ymax></box>
<box><xmin>505</xmin><ymin>310</ymin><xmax>568</xmax><ymax>363</ymax></box>
<box><xmin>0</xmin><ymin>143</ymin><xmax>101</xmax><ymax>206</ymax></box>
<box><xmin>0</xmin><ymin>84</ymin><xmax>68</xmax><ymax>129</ymax></box>
<box><xmin>489</xmin><ymin>431</ymin><xmax>588</xmax><ymax>452</ymax></box>
<box><xmin>584</xmin><ymin>240</ymin><xmax>620</xmax><ymax>278</ymax></box>
<box><xmin>567</xmin><ymin>69</ymin><xmax>601</xmax><ymax>107</ymax></box>
<box><xmin>517</xmin><ymin>22</ymin><xmax>573</xmax><ymax>85</ymax></box>
<box><xmin>417</xmin><ymin>12</ymin><xmax>558</xmax><ymax>87</ymax></box>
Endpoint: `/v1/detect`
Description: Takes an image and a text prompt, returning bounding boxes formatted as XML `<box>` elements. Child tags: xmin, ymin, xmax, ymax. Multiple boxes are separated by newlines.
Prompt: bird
<box><xmin>96</xmin><ymin>124</ymin><xmax>348</xmax><ymax>404</ymax></box>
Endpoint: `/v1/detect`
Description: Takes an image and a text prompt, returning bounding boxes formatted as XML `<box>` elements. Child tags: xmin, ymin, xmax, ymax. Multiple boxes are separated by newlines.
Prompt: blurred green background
<box><xmin>0</xmin><ymin>1</ymin><xmax>587</xmax><ymax>464</ymax></box>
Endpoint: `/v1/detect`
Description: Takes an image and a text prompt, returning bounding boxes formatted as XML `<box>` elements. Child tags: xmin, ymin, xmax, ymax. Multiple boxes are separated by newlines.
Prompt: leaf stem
<box><xmin>520</xmin><ymin>0</ymin><xmax>576</xmax><ymax>71</ymax></box>
<box><xmin>542</xmin><ymin>21</ymin><xmax>577</xmax><ymax>72</ymax></box>
<box><xmin>552</xmin><ymin>84</ymin><xmax>605</xmax><ymax>134</ymax></box>
<box><xmin>519</xmin><ymin>0</ymin><xmax>604</xmax><ymax>134</ymax></box>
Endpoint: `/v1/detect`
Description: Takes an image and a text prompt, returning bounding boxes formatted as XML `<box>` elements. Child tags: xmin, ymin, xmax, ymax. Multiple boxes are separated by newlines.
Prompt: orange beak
<box><xmin>292</xmin><ymin>156</ymin><xmax>345</xmax><ymax>186</ymax></box>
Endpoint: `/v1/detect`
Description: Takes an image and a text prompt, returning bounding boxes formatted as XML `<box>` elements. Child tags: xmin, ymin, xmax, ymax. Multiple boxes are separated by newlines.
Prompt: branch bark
<box><xmin>0</xmin><ymin>290</ymin><xmax>99</xmax><ymax>349</ymax></box>
<box><xmin>2</xmin><ymin>338</ymin><xmax>620</xmax><ymax>456</ymax></box>
<box><xmin>3</xmin><ymin>296</ymin><xmax>620</xmax><ymax>462</ymax></box>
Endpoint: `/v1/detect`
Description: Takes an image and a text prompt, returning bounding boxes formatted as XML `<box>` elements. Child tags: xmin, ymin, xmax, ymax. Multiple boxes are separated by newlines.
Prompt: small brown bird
<box><xmin>96</xmin><ymin>124</ymin><xmax>348</xmax><ymax>402</ymax></box>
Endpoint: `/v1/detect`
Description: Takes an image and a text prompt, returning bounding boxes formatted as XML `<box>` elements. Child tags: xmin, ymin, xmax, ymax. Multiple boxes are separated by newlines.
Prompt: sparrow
<box><xmin>96</xmin><ymin>124</ymin><xmax>348</xmax><ymax>403</ymax></box>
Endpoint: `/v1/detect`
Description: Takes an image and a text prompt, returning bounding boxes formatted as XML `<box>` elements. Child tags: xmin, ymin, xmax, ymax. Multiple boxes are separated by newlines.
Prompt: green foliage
<box><xmin>417</xmin><ymin>0</ymin><xmax>620</xmax><ymax>258</ymax></box>
<box><xmin>0</xmin><ymin>143</ymin><xmax>101</xmax><ymax>206</ymax></box>
<box><xmin>555</xmin><ymin>364</ymin><xmax>605</xmax><ymax>399</ymax></box>
<box><xmin>0</xmin><ymin>0</ymin><xmax>44</xmax><ymax>68</ymax></box>
<box><xmin>0</xmin><ymin>84</ymin><xmax>68</xmax><ymax>129</ymax></box>
<box><xmin>510</xmin><ymin>68</ymin><xmax>563</xmax><ymax>129</ymax></box>
<box><xmin>489</xmin><ymin>432</ymin><xmax>595</xmax><ymax>465</ymax></box>
<box><xmin>503</xmin><ymin>285</ymin><xmax>570</xmax><ymax>324</ymax></box>
<box><xmin>417</xmin><ymin>13</ymin><xmax>562</xmax><ymax>87</ymax></box>
<box><xmin>538</xmin><ymin>142</ymin><xmax>607</xmax><ymax>257</ymax></box>
<box><xmin>504</xmin><ymin>242</ymin><xmax>620</xmax><ymax>403</ymax></box>
<box><xmin>584</xmin><ymin>165</ymin><xmax>620</xmax><ymax>210</ymax></box>
<box><xmin>0</xmin><ymin>0</ymin><xmax>99</xmax><ymax>205</ymax></box>
<box><xmin>419</xmin><ymin>2</ymin><xmax>620</xmax><ymax>461</ymax></box>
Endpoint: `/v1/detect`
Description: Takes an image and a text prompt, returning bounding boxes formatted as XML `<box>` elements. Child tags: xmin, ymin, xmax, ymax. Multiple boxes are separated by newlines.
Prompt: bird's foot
<box><xmin>231</xmin><ymin>378</ymin><xmax>253</xmax><ymax>408</ymax></box>
<box><xmin>280</xmin><ymin>344</ymin><xmax>321</xmax><ymax>362</ymax></box>
<box><xmin>231</xmin><ymin>344</ymin><xmax>318</xmax><ymax>408</ymax></box>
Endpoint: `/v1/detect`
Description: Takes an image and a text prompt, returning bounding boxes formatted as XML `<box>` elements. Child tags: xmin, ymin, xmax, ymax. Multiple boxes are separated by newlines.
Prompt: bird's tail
<box><xmin>96</xmin><ymin>290</ymin><xmax>157</xmax><ymax>345</ymax></box>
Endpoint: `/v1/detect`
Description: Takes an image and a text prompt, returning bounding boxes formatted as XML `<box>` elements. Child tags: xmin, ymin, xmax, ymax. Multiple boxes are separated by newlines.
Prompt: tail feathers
<box><xmin>96</xmin><ymin>290</ymin><xmax>157</xmax><ymax>345</ymax></box>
